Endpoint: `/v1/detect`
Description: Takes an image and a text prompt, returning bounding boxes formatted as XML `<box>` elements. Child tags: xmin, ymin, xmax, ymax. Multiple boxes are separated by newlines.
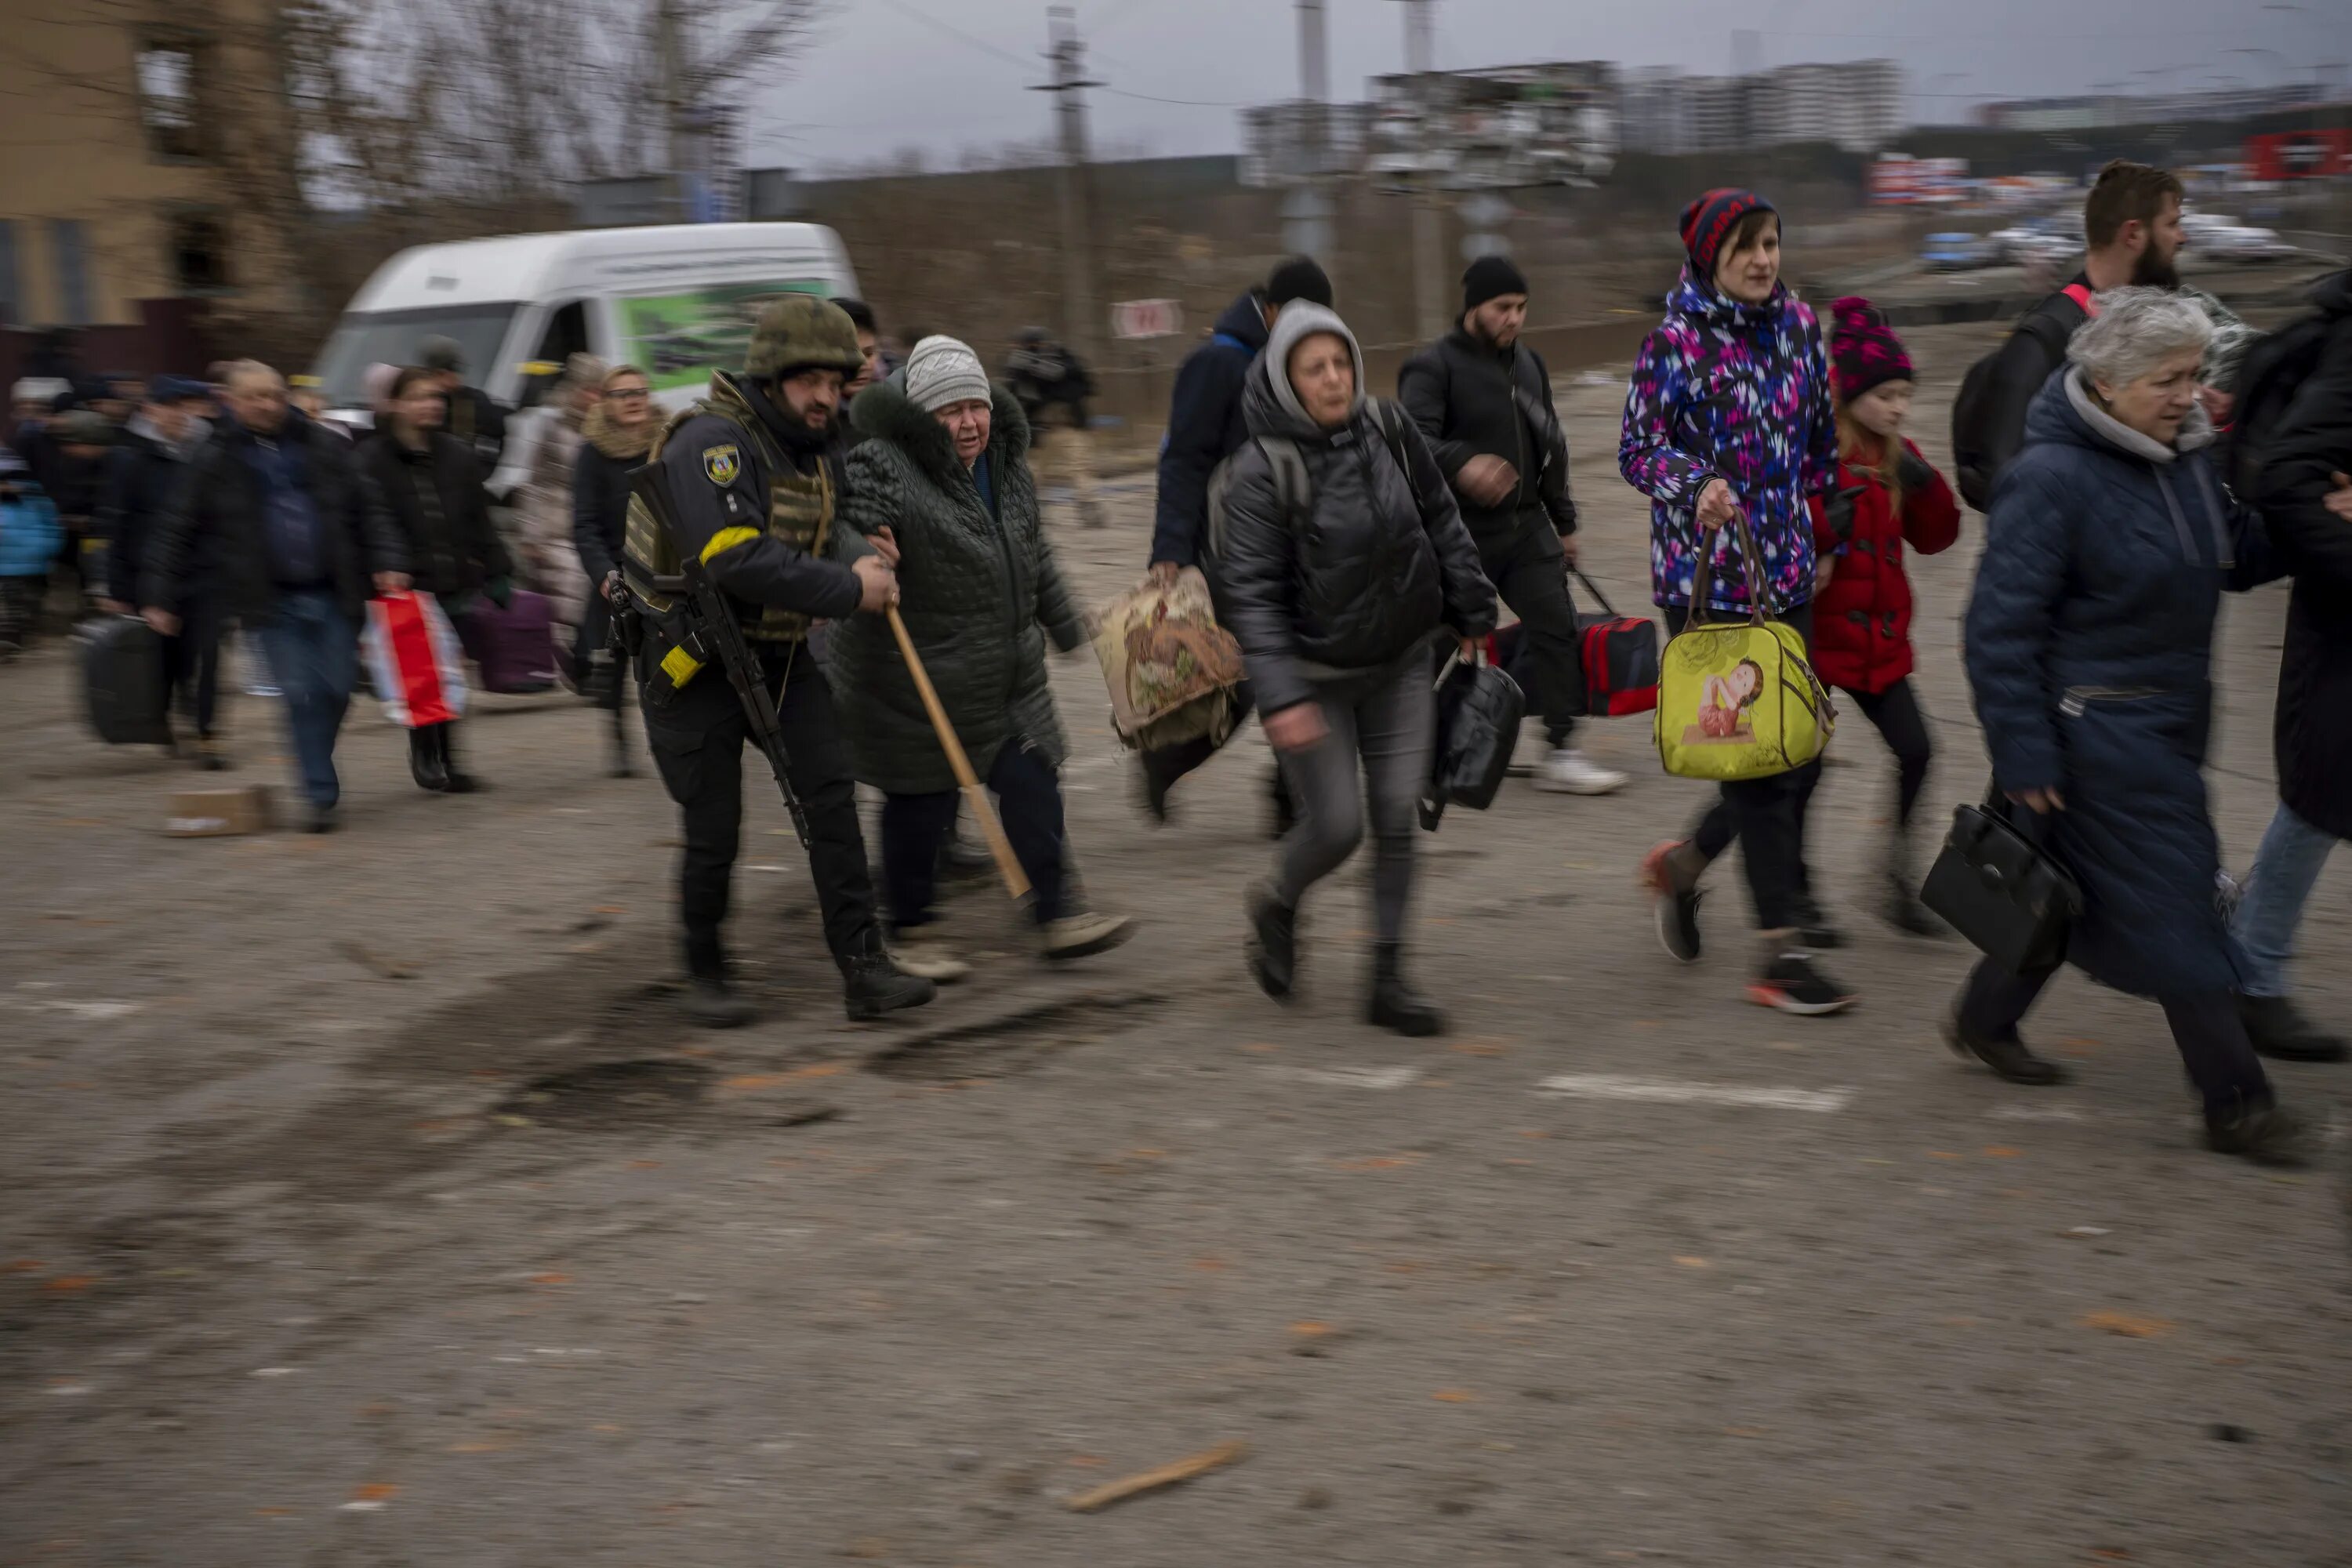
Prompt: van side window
<box><xmin>521</xmin><ymin>301</ymin><xmax>590</xmax><ymax>406</ymax></box>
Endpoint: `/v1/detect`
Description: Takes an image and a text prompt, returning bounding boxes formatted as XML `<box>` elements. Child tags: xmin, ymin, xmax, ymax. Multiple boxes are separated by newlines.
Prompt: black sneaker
<box><xmin>1882</xmin><ymin>873</ymin><xmax>1947</xmax><ymax>938</ymax></box>
<box><xmin>1246</xmin><ymin>880</ymin><xmax>1298</xmax><ymax>1000</ymax></box>
<box><xmin>1640</xmin><ymin>840</ymin><xmax>1702</xmax><ymax>964</ymax></box>
<box><xmin>1746</xmin><ymin>952</ymin><xmax>1857</xmax><ymax>1016</ymax></box>
<box><xmin>307</xmin><ymin>802</ymin><xmax>338</xmax><ymax>834</ymax></box>
<box><xmin>1792</xmin><ymin>894</ymin><xmax>1846</xmax><ymax>951</ymax></box>
<box><xmin>2205</xmin><ymin>1097</ymin><xmax>2311</xmax><ymax>1166</ymax></box>
<box><xmin>1941</xmin><ymin>998</ymin><xmax>2067</xmax><ymax>1085</ymax></box>
<box><xmin>2238</xmin><ymin>993</ymin><xmax>2349</xmax><ymax>1063</ymax></box>
<box><xmin>1134</xmin><ymin>756</ymin><xmax>1171</xmax><ymax>826</ymax></box>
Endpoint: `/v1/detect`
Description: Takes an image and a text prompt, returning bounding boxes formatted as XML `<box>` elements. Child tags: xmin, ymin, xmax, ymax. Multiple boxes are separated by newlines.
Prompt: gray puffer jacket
<box><xmin>830</xmin><ymin>379</ymin><xmax>1085</xmax><ymax>794</ymax></box>
<box><xmin>1214</xmin><ymin>304</ymin><xmax>1497</xmax><ymax>717</ymax></box>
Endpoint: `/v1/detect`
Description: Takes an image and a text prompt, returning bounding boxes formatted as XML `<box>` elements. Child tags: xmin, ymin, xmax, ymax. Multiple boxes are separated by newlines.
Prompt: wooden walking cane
<box><xmin>886</xmin><ymin>605</ymin><xmax>1032</xmax><ymax>900</ymax></box>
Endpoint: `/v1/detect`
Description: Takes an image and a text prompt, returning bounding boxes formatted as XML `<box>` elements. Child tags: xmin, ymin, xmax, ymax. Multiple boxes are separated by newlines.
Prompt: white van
<box><xmin>309</xmin><ymin>223</ymin><xmax>861</xmax><ymax>424</ymax></box>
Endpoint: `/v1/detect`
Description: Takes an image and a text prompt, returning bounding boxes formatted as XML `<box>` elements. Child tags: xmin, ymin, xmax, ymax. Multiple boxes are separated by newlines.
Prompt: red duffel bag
<box><xmin>1485</xmin><ymin>568</ymin><xmax>1659</xmax><ymax>718</ymax></box>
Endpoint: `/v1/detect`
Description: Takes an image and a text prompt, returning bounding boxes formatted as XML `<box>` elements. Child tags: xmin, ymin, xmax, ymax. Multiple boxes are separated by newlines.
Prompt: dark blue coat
<box><xmin>1149</xmin><ymin>290</ymin><xmax>1268</xmax><ymax>568</ymax></box>
<box><xmin>1965</xmin><ymin>370</ymin><xmax>2278</xmax><ymax>998</ymax></box>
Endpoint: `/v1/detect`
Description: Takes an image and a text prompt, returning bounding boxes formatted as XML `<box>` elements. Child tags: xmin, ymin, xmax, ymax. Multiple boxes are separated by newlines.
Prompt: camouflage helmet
<box><xmin>744</xmin><ymin>296</ymin><xmax>865</xmax><ymax>379</ymax></box>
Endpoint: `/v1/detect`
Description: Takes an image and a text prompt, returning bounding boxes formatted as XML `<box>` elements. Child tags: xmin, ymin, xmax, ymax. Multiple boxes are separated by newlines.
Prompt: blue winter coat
<box><xmin>0</xmin><ymin>481</ymin><xmax>62</xmax><ymax>578</ymax></box>
<box><xmin>1150</xmin><ymin>290</ymin><xmax>1269</xmax><ymax>568</ymax></box>
<box><xmin>1965</xmin><ymin>369</ymin><xmax>2278</xmax><ymax>998</ymax></box>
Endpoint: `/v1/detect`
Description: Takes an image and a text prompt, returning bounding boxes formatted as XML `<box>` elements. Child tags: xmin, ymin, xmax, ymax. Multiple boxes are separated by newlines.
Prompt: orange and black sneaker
<box><xmin>1640</xmin><ymin>840</ymin><xmax>1704</xmax><ymax>964</ymax></box>
<box><xmin>1746</xmin><ymin>951</ymin><xmax>1857</xmax><ymax>1016</ymax></box>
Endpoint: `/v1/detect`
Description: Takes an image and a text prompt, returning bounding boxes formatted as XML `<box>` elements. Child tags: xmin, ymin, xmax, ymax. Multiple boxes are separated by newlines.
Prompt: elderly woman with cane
<box><xmin>1959</xmin><ymin>286</ymin><xmax>2304</xmax><ymax>1163</ymax></box>
<box><xmin>829</xmin><ymin>336</ymin><xmax>1135</xmax><ymax>981</ymax></box>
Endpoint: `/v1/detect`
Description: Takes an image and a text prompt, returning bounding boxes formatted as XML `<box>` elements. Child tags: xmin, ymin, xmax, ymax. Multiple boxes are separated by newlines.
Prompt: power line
<box><xmin>1096</xmin><ymin>85</ymin><xmax>1251</xmax><ymax>108</ymax></box>
<box><xmin>869</xmin><ymin>0</ymin><xmax>1035</xmax><ymax>74</ymax></box>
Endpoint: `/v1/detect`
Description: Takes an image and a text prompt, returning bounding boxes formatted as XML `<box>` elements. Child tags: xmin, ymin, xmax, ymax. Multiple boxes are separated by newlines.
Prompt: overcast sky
<box><xmin>747</xmin><ymin>0</ymin><xmax>2347</xmax><ymax>173</ymax></box>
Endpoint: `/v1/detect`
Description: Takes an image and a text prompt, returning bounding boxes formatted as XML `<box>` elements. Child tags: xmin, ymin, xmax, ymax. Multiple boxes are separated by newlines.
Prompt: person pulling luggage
<box><xmin>627</xmin><ymin>297</ymin><xmax>934</xmax><ymax>1029</ymax></box>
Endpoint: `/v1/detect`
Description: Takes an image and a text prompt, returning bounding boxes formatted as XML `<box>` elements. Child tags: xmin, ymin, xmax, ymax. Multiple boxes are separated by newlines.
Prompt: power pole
<box><xmin>1284</xmin><ymin>0</ymin><xmax>1334</xmax><ymax>259</ymax></box>
<box><xmin>658</xmin><ymin>0</ymin><xmax>688</xmax><ymax>222</ymax></box>
<box><xmin>1033</xmin><ymin>7</ymin><xmax>1103</xmax><ymax>369</ymax></box>
<box><xmin>1395</xmin><ymin>0</ymin><xmax>1449</xmax><ymax>340</ymax></box>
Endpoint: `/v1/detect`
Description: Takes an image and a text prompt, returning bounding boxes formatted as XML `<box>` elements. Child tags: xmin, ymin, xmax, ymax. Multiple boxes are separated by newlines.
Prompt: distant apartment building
<box><xmin>1976</xmin><ymin>82</ymin><xmax>2327</xmax><ymax>132</ymax></box>
<box><xmin>0</xmin><ymin>1</ymin><xmax>300</xmax><ymax>367</ymax></box>
<box><xmin>1617</xmin><ymin>59</ymin><xmax>1901</xmax><ymax>154</ymax></box>
<box><xmin>1243</xmin><ymin>61</ymin><xmax>1617</xmax><ymax>190</ymax></box>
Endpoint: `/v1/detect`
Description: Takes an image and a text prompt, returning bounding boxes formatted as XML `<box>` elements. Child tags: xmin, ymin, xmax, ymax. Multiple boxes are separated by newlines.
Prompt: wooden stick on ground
<box><xmin>1063</xmin><ymin>1439</ymin><xmax>1248</xmax><ymax>1513</ymax></box>
<box><xmin>886</xmin><ymin>605</ymin><xmax>1031</xmax><ymax>901</ymax></box>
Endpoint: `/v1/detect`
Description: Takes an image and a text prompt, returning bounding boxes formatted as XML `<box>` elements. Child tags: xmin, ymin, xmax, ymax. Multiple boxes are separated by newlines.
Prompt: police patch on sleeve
<box><xmin>702</xmin><ymin>444</ymin><xmax>742</xmax><ymax>486</ymax></box>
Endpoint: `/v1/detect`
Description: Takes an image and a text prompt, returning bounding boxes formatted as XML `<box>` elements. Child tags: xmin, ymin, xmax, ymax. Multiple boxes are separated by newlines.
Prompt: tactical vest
<box><xmin>626</xmin><ymin>372</ymin><xmax>835</xmax><ymax>644</ymax></box>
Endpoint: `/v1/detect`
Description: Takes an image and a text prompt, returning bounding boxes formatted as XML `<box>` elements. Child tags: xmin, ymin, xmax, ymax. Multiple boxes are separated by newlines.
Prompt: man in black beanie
<box><xmin>1138</xmin><ymin>256</ymin><xmax>1335</xmax><ymax>825</ymax></box>
<box><xmin>1399</xmin><ymin>256</ymin><xmax>1625</xmax><ymax>796</ymax></box>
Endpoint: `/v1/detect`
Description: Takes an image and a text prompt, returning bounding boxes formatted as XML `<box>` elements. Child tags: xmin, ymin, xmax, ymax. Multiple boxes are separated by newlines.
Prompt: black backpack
<box><xmin>1202</xmin><ymin>397</ymin><xmax>1421</xmax><ymax>569</ymax></box>
<box><xmin>1951</xmin><ymin>283</ymin><xmax>2095</xmax><ymax>511</ymax></box>
<box><xmin>2226</xmin><ymin>307</ymin><xmax>2335</xmax><ymax>501</ymax></box>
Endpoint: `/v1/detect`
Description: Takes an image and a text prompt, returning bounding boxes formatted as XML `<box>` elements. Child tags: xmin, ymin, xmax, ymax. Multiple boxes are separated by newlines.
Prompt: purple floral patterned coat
<box><xmin>1618</xmin><ymin>270</ymin><xmax>1838</xmax><ymax>615</ymax></box>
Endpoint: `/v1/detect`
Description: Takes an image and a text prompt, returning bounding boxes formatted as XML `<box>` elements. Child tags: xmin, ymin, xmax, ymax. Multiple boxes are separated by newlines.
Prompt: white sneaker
<box><xmin>1535</xmin><ymin>746</ymin><xmax>1627</xmax><ymax>796</ymax></box>
<box><xmin>1041</xmin><ymin>911</ymin><xmax>1136</xmax><ymax>961</ymax></box>
<box><xmin>889</xmin><ymin>938</ymin><xmax>971</xmax><ymax>984</ymax></box>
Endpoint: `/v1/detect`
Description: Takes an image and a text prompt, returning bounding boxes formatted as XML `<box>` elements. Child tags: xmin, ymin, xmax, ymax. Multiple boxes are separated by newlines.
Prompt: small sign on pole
<box><xmin>1111</xmin><ymin>299</ymin><xmax>1185</xmax><ymax>340</ymax></box>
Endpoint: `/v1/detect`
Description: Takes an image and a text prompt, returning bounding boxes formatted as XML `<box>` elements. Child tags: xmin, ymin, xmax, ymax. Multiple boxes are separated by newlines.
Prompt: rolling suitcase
<box><xmin>82</xmin><ymin>614</ymin><xmax>171</xmax><ymax>746</ymax></box>
<box><xmin>459</xmin><ymin>588</ymin><xmax>561</xmax><ymax>694</ymax></box>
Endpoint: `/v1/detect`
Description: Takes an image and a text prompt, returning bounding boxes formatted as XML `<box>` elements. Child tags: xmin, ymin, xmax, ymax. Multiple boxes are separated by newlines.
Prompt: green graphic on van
<box><xmin>619</xmin><ymin>281</ymin><xmax>833</xmax><ymax>390</ymax></box>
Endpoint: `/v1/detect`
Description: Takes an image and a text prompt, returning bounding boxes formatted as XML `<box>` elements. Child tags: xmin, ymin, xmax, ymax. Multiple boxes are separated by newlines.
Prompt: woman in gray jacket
<box><xmin>1215</xmin><ymin>305</ymin><xmax>1497</xmax><ymax>1034</ymax></box>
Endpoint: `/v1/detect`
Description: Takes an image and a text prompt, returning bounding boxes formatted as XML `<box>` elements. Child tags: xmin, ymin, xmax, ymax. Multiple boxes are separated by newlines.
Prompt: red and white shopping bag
<box><xmin>365</xmin><ymin>590</ymin><xmax>469</xmax><ymax>728</ymax></box>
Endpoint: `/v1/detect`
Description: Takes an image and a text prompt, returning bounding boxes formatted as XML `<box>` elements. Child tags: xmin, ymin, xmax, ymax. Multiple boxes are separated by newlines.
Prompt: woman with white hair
<box><xmin>1957</xmin><ymin>286</ymin><xmax>2301</xmax><ymax>1163</ymax></box>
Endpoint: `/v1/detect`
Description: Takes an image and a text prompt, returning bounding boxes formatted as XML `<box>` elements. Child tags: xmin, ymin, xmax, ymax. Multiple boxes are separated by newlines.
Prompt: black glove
<box><xmin>1894</xmin><ymin>449</ymin><xmax>1937</xmax><ymax>495</ymax></box>
<box><xmin>1824</xmin><ymin>483</ymin><xmax>1868</xmax><ymax>542</ymax></box>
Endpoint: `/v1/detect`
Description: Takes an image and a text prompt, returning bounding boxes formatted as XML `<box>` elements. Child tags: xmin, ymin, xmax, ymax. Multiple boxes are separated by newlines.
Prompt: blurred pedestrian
<box><xmin>1955</xmin><ymin>161</ymin><xmax>2186</xmax><ymax>508</ymax></box>
<box><xmin>633</xmin><ymin>298</ymin><xmax>932</xmax><ymax>1027</ymax></box>
<box><xmin>1400</xmin><ymin>255</ymin><xmax>1624</xmax><ymax>797</ymax></box>
<box><xmin>140</xmin><ymin>361</ymin><xmax>409</xmax><ymax>833</ymax></box>
<box><xmin>833</xmin><ymin>335</ymin><xmax>1135</xmax><ymax>979</ymax></box>
<box><xmin>1806</xmin><ymin>299</ymin><xmax>1962</xmax><ymax>935</ymax></box>
<box><xmin>573</xmin><ymin>362</ymin><xmax>656</xmax><ymax>779</ymax></box>
<box><xmin>418</xmin><ymin>335</ymin><xmax>509</xmax><ymax>472</ymax></box>
<box><xmin>1140</xmin><ymin>256</ymin><xmax>1334</xmax><ymax>825</ymax></box>
<box><xmin>49</xmin><ymin>408</ymin><xmax>115</xmax><ymax>612</ymax></box>
<box><xmin>1217</xmin><ymin>304</ymin><xmax>1497</xmax><ymax>1035</ymax></box>
<box><xmin>0</xmin><ymin>448</ymin><xmax>60</xmax><ymax>657</ymax></box>
<box><xmin>1959</xmin><ymin>289</ymin><xmax>2304</xmax><ymax>1163</ymax></box>
<box><xmin>836</xmin><ymin>298</ymin><xmax>885</xmax><ymax>408</ymax></box>
<box><xmin>1004</xmin><ymin>326</ymin><xmax>1102</xmax><ymax>529</ymax></box>
<box><xmin>1622</xmin><ymin>189</ymin><xmax>1853</xmax><ymax>1015</ymax></box>
<box><xmin>508</xmin><ymin>352</ymin><xmax>604</xmax><ymax>668</ymax></box>
<box><xmin>2234</xmin><ymin>268</ymin><xmax>2352</xmax><ymax>1064</ymax></box>
<box><xmin>362</xmin><ymin>365</ymin><xmax>514</xmax><ymax>793</ymax></box>
<box><xmin>100</xmin><ymin>375</ymin><xmax>223</xmax><ymax>764</ymax></box>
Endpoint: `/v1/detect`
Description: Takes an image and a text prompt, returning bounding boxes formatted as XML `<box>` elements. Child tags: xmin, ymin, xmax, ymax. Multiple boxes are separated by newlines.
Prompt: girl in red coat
<box><xmin>1809</xmin><ymin>299</ymin><xmax>1962</xmax><ymax>935</ymax></box>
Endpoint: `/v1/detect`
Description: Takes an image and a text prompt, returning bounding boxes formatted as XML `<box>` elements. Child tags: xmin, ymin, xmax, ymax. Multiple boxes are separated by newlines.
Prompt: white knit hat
<box><xmin>902</xmin><ymin>336</ymin><xmax>992</xmax><ymax>413</ymax></box>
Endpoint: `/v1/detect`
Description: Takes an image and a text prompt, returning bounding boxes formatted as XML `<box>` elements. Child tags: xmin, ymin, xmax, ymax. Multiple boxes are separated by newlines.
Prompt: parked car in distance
<box><xmin>2196</xmin><ymin>224</ymin><xmax>2293</xmax><ymax>263</ymax></box>
<box><xmin>1922</xmin><ymin>232</ymin><xmax>1992</xmax><ymax>271</ymax></box>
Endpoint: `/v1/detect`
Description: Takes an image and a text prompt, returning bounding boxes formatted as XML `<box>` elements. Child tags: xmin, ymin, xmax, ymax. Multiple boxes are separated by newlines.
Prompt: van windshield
<box><xmin>310</xmin><ymin>304</ymin><xmax>519</xmax><ymax>410</ymax></box>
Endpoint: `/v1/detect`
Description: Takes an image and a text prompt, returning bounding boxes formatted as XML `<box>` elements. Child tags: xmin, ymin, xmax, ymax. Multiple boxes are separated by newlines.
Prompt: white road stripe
<box><xmin>1264</xmin><ymin>1065</ymin><xmax>1425</xmax><ymax>1091</ymax></box>
<box><xmin>1535</xmin><ymin>1073</ymin><xmax>1853</xmax><ymax>1113</ymax></box>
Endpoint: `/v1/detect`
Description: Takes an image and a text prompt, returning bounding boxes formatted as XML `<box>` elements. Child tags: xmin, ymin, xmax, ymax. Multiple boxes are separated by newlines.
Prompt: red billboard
<box><xmin>2247</xmin><ymin>130</ymin><xmax>2352</xmax><ymax>182</ymax></box>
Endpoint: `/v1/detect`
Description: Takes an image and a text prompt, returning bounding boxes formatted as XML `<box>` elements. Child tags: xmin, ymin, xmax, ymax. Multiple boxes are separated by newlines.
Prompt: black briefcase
<box><xmin>1919</xmin><ymin>789</ymin><xmax>2083</xmax><ymax>974</ymax></box>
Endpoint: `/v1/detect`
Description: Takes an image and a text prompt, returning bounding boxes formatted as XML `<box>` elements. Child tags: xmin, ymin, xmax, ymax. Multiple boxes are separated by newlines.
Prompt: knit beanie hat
<box><xmin>902</xmin><ymin>336</ymin><xmax>993</xmax><ymax>414</ymax></box>
<box><xmin>1828</xmin><ymin>297</ymin><xmax>1914</xmax><ymax>403</ymax></box>
<box><xmin>1266</xmin><ymin>256</ymin><xmax>1334</xmax><ymax>310</ymax></box>
<box><xmin>1462</xmin><ymin>254</ymin><xmax>1529</xmax><ymax>314</ymax></box>
<box><xmin>1679</xmin><ymin>188</ymin><xmax>1776</xmax><ymax>279</ymax></box>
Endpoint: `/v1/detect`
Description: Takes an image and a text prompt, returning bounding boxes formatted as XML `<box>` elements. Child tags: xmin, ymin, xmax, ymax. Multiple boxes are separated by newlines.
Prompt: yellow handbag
<box><xmin>1654</xmin><ymin>514</ymin><xmax>1835</xmax><ymax>782</ymax></box>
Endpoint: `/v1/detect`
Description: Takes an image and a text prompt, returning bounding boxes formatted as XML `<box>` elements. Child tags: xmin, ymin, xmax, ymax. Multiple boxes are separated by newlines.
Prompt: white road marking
<box><xmin>1264</xmin><ymin>1065</ymin><xmax>1425</xmax><ymax>1091</ymax></box>
<box><xmin>1534</xmin><ymin>1073</ymin><xmax>1853</xmax><ymax>1113</ymax></box>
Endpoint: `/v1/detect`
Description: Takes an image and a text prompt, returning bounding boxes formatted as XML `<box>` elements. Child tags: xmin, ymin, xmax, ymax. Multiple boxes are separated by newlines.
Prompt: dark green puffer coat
<box><xmin>830</xmin><ymin>379</ymin><xmax>1086</xmax><ymax>795</ymax></box>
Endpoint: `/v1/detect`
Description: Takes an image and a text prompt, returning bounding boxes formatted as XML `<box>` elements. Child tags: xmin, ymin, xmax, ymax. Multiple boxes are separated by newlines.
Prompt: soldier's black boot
<box><xmin>840</xmin><ymin>933</ymin><xmax>936</xmax><ymax>1022</ymax></box>
<box><xmin>1367</xmin><ymin>943</ymin><xmax>1443</xmax><ymax>1037</ymax></box>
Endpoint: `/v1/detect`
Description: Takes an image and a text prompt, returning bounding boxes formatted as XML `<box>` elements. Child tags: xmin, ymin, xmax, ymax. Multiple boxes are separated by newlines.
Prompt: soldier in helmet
<box><xmin>630</xmin><ymin>296</ymin><xmax>933</xmax><ymax>1027</ymax></box>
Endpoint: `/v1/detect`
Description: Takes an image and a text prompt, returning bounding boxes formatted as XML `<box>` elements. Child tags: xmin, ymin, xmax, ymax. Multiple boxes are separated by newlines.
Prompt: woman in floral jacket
<box><xmin>1621</xmin><ymin>188</ymin><xmax>1851</xmax><ymax>1017</ymax></box>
